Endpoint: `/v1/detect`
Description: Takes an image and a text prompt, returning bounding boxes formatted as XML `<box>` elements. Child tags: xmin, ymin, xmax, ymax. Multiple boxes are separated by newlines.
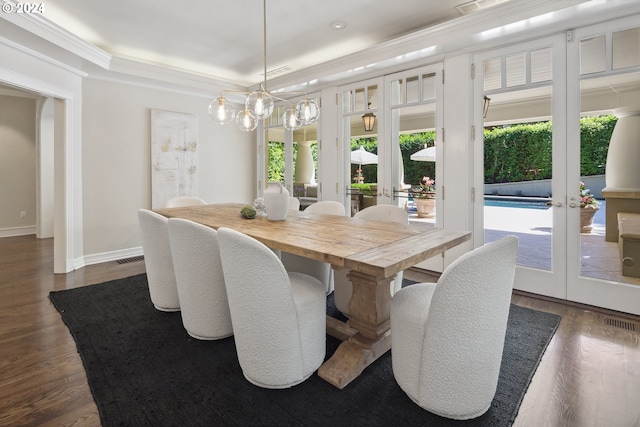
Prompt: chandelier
<box><xmin>208</xmin><ymin>0</ymin><xmax>319</xmax><ymax>132</ymax></box>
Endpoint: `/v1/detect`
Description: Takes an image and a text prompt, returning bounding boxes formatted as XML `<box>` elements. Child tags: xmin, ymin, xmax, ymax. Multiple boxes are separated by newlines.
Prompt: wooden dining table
<box><xmin>155</xmin><ymin>202</ymin><xmax>471</xmax><ymax>389</ymax></box>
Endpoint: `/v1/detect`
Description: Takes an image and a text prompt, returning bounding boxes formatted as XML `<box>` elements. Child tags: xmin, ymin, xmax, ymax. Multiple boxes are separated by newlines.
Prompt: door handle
<box><xmin>546</xmin><ymin>201</ymin><xmax>563</xmax><ymax>207</ymax></box>
<box><xmin>569</xmin><ymin>202</ymin><xmax>579</xmax><ymax>208</ymax></box>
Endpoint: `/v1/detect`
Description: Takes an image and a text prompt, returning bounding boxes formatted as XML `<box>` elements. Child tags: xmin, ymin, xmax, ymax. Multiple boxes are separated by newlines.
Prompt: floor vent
<box><xmin>116</xmin><ymin>255</ymin><xmax>144</xmax><ymax>264</ymax></box>
<box><xmin>604</xmin><ymin>317</ymin><xmax>636</xmax><ymax>331</ymax></box>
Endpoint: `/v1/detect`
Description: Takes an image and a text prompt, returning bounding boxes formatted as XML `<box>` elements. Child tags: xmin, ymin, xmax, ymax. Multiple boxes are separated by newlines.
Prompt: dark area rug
<box><xmin>49</xmin><ymin>274</ymin><xmax>560</xmax><ymax>427</ymax></box>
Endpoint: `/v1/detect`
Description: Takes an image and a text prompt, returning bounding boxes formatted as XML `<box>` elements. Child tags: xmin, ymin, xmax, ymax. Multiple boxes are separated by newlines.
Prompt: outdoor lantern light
<box><xmin>483</xmin><ymin>95</ymin><xmax>491</xmax><ymax>119</ymax></box>
<box><xmin>362</xmin><ymin>112</ymin><xmax>376</xmax><ymax>132</ymax></box>
<box><xmin>362</xmin><ymin>101</ymin><xmax>376</xmax><ymax>132</ymax></box>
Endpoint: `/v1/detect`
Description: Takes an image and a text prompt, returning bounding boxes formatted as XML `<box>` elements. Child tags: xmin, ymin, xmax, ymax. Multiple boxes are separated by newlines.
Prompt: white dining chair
<box><xmin>167</xmin><ymin>218</ymin><xmax>233</xmax><ymax>340</ymax></box>
<box><xmin>137</xmin><ymin>209</ymin><xmax>180</xmax><ymax>311</ymax></box>
<box><xmin>333</xmin><ymin>204</ymin><xmax>409</xmax><ymax>316</ymax></box>
<box><xmin>390</xmin><ymin>236</ymin><xmax>518</xmax><ymax>419</ymax></box>
<box><xmin>217</xmin><ymin>227</ymin><xmax>326</xmax><ymax>389</ymax></box>
<box><xmin>164</xmin><ymin>196</ymin><xmax>207</xmax><ymax>208</ymax></box>
<box><xmin>289</xmin><ymin>197</ymin><xmax>301</xmax><ymax>211</ymax></box>
<box><xmin>281</xmin><ymin>201</ymin><xmax>346</xmax><ymax>294</ymax></box>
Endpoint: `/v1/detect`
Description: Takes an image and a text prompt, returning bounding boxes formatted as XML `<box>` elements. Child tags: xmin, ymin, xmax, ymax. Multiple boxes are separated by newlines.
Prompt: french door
<box><xmin>474</xmin><ymin>20</ymin><xmax>640</xmax><ymax>315</ymax></box>
<box><xmin>473</xmin><ymin>35</ymin><xmax>568</xmax><ymax>300</ymax></box>
<box><xmin>566</xmin><ymin>16</ymin><xmax>640</xmax><ymax>315</ymax></box>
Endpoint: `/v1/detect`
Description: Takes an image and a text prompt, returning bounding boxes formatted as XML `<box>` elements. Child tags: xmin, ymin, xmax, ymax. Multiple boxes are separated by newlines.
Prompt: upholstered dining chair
<box><xmin>137</xmin><ymin>209</ymin><xmax>180</xmax><ymax>311</ymax></box>
<box><xmin>217</xmin><ymin>227</ymin><xmax>326</xmax><ymax>389</ymax></box>
<box><xmin>390</xmin><ymin>235</ymin><xmax>518</xmax><ymax>420</ymax></box>
<box><xmin>333</xmin><ymin>204</ymin><xmax>408</xmax><ymax>316</ymax></box>
<box><xmin>164</xmin><ymin>196</ymin><xmax>207</xmax><ymax>208</ymax></box>
<box><xmin>167</xmin><ymin>218</ymin><xmax>233</xmax><ymax>340</ymax></box>
<box><xmin>289</xmin><ymin>197</ymin><xmax>301</xmax><ymax>211</ymax></box>
<box><xmin>281</xmin><ymin>200</ymin><xmax>346</xmax><ymax>294</ymax></box>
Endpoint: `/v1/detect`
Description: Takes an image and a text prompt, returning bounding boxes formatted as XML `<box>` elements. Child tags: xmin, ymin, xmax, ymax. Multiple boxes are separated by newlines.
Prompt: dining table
<box><xmin>155</xmin><ymin>202</ymin><xmax>471</xmax><ymax>389</ymax></box>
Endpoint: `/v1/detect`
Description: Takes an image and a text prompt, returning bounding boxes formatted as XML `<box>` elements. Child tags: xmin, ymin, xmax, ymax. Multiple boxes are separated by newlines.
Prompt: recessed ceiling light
<box><xmin>330</xmin><ymin>21</ymin><xmax>347</xmax><ymax>30</ymax></box>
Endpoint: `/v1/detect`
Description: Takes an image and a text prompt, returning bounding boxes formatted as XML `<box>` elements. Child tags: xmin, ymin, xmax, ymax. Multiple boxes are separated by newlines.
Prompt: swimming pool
<box><xmin>484</xmin><ymin>196</ymin><xmax>552</xmax><ymax>210</ymax></box>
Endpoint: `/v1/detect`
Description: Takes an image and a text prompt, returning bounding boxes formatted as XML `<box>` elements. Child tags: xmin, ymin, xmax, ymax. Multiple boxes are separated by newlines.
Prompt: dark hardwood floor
<box><xmin>1</xmin><ymin>235</ymin><xmax>639</xmax><ymax>426</ymax></box>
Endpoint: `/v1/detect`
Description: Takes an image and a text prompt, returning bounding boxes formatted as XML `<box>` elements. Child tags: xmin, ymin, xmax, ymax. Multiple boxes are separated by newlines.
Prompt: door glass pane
<box><xmin>484</xmin><ymin>58</ymin><xmax>502</xmax><ymax>90</ymax></box>
<box><xmin>292</xmin><ymin>124</ymin><xmax>319</xmax><ymax>210</ymax></box>
<box><xmin>580</xmin><ymin>35</ymin><xmax>606</xmax><ymax>75</ymax></box>
<box><xmin>343</xmin><ymin>84</ymin><xmax>379</xmax><ymax>216</ymax></box>
<box><xmin>400</xmin><ymin>104</ymin><xmax>437</xmax><ymax>227</ymax></box>
<box><xmin>531</xmin><ymin>48</ymin><xmax>552</xmax><ymax>83</ymax></box>
<box><xmin>406</xmin><ymin>76</ymin><xmax>419</xmax><ymax>103</ymax></box>
<box><xmin>267</xmin><ymin>133</ymin><xmax>285</xmax><ymax>184</ymax></box>
<box><xmin>367</xmin><ymin>85</ymin><xmax>378</xmax><ymax>110</ymax></box>
<box><xmin>579</xmin><ymin>72</ymin><xmax>640</xmax><ymax>285</ymax></box>
<box><xmin>422</xmin><ymin>73</ymin><xmax>436</xmax><ymax>101</ymax></box>
<box><xmin>355</xmin><ymin>88</ymin><xmax>366</xmax><ymax>111</ymax></box>
<box><xmin>506</xmin><ymin>52</ymin><xmax>526</xmax><ymax>87</ymax></box>
<box><xmin>613</xmin><ymin>27</ymin><xmax>640</xmax><ymax>70</ymax></box>
<box><xmin>483</xmin><ymin>88</ymin><xmax>553</xmax><ymax>270</ymax></box>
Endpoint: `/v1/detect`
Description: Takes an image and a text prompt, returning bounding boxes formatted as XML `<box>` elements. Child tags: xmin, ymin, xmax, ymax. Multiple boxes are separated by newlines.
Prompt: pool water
<box><xmin>484</xmin><ymin>198</ymin><xmax>551</xmax><ymax>210</ymax></box>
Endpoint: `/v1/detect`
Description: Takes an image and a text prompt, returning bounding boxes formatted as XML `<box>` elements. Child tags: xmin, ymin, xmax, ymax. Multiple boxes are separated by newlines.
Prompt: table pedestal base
<box><xmin>319</xmin><ymin>270</ymin><xmax>393</xmax><ymax>389</ymax></box>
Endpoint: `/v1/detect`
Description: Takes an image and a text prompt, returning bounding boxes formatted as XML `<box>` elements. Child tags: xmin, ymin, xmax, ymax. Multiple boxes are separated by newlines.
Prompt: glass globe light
<box><xmin>246</xmin><ymin>89</ymin><xmax>274</xmax><ymax>120</ymax></box>
<box><xmin>208</xmin><ymin>97</ymin><xmax>236</xmax><ymax>125</ymax></box>
<box><xmin>295</xmin><ymin>98</ymin><xmax>319</xmax><ymax>125</ymax></box>
<box><xmin>235</xmin><ymin>108</ymin><xmax>258</xmax><ymax>132</ymax></box>
<box><xmin>282</xmin><ymin>107</ymin><xmax>301</xmax><ymax>131</ymax></box>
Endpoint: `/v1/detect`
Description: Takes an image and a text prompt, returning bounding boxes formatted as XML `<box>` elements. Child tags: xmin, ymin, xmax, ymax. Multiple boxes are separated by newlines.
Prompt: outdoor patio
<box><xmin>409</xmin><ymin>200</ymin><xmax>640</xmax><ymax>286</ymax></box>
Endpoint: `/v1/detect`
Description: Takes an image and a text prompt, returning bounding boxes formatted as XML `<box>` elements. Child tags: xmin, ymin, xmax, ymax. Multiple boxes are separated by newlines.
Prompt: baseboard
<box><xmin>513</xmin><ymin>289</ymin><xmax>640</xmax><ymax>322</ymax></box>
<box><xmin>0</xmin><ymin>226</ymin><xmax>36</xmax><ymax>238</ymax></box>
<box><xmin>83</xmin><ymin>246</ymin><xmax>144</xmax><ymax>266</ymax></box>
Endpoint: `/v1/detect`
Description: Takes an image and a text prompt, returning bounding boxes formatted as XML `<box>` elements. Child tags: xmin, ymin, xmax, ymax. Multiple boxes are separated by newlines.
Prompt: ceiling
<box><xmin>40</xmin><ymin>0</ymin><xmax>503</xmax><ymax>86</ymax></box>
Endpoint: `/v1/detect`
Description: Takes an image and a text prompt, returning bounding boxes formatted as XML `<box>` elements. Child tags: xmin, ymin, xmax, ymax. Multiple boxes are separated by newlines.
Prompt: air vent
<box><xmin>603</xmin><ymin>317</ymin><xmax>636</xmax><ymax>331</ymax></box>
<box><xmin>456</xmin><ymin>0</ymin><xmax>510</xmax><ymax>16</ymax></box>
<box><xmin>264</xmin><ymin>66</ymin><xmax>294</xmax><ymax>78</ymax></box>
<box><xmin>117</xmin><ymin>255</ymin><xmax>144</xmax><ymax>264</ymax></box>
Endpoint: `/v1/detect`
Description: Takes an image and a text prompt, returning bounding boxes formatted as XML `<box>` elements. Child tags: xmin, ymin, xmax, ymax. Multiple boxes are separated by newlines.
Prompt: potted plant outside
<box><xmin>580</xmin><ymin>181</ymin><xmax>600</xmax><ymax>233</ymax></box>
<box><xmin>412</xmin><ymin>176</ymin><xmax>436</xmax><ymax>218</ymax></box>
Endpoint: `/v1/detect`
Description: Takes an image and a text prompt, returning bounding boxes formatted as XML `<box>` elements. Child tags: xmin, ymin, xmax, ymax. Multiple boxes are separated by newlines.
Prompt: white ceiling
<box><xmin>40</xmin><ymin>0</ymin><xmax>498</xmax><ymax>86</ymax></box>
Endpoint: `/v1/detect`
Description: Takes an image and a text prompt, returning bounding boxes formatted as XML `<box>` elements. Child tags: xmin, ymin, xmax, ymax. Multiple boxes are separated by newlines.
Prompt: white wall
<box><xmin>81</xmin><ymin>78</ymin><xmax>255</xmax><ymax>258</ymax></box>
<box><xmin>0</xmin><ymin>94</ymin><xmax>36</xmax><ymax>235</ymax></box>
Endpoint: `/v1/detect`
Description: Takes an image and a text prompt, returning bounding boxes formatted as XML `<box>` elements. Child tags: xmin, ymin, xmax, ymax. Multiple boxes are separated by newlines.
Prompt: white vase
<box><xmin>263</xmin><ymin>182</ymin><xmax>290</xmax><ymax>221</ymax></box>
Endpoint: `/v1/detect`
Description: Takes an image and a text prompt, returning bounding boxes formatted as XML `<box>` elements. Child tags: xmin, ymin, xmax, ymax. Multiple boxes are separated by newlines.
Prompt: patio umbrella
<box><xmin>350</xmin><ymin>146</ymin><xmax>378</xmax><ymax>166</ymax></box>
<box><xmin>410</xmin><ymin>146</ymin><xmax>436</xmax><ymax>162</ymax></box>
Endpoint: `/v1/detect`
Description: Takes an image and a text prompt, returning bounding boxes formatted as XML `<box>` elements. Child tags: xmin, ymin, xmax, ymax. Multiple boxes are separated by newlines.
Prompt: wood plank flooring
<box><xmin>1</xmin><ymin>235</ymin><xmax>639</xmax><ymax>426</ymax></box>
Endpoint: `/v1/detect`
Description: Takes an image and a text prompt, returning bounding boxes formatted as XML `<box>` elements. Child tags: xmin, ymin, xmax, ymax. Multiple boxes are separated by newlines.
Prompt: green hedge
<box><xmin>268</xmin><ymin>115</ymin><xmax>617</xmax><ymax>185</ymax></box>
<box><xmin>484</xmin><ymin>115</ymin><xmax>616</xmax><ymax>184</ymax></box>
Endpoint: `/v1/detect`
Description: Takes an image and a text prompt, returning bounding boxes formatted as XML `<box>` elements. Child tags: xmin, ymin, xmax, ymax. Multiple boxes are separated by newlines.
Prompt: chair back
<box><xmin>421</xmin><ymin>236</ymin><xmax>518</xmax><ymax>409</ymax></box>
<box><xmin>304</xmin><ymin>201</ymin><xmax>345</xmax><ymax>215</ymax></box>
<box><xmin>137</xmin><ymin>209</ymin><xmax>179</xmax><ymax>311</ymax></box>
<box><xmin>289</xmin><ymin>197</ymin><xmax>301</xmax><ymax>211</ymax></box>
<box><xmin>164</xmin><ymin>196</ymin><xmax>207</xmax><ymax>208</ymax></box>
<box><xmin>355</xmin><ymin>204</ymin><xmax>408</xmax><ymax>224</ymax></box>
<box><xmin>167</xmin><ymin>218</ymin><xmax>232</xmax><ymax>339</ymax></box>
<box><xmin>217</xmin><ymin>227</ymin><xmax>306</xmax><ymax>381</ymax></box>
<box><xmin>334</xmin><ymin>204</ymin><xmax>408</xmax><ymax>315</ymax></box>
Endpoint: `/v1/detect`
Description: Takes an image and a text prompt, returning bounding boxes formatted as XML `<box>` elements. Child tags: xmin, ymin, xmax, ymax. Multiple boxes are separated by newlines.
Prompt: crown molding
<box><xmin>266</xmin><ymin>0</ymin><xmax>638</xmax><ymax>92</ymax></box>
<box><xmin>0</xmin><ymin>2</ymin><xmax>111</xmax><ymax>69</ymax></box>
